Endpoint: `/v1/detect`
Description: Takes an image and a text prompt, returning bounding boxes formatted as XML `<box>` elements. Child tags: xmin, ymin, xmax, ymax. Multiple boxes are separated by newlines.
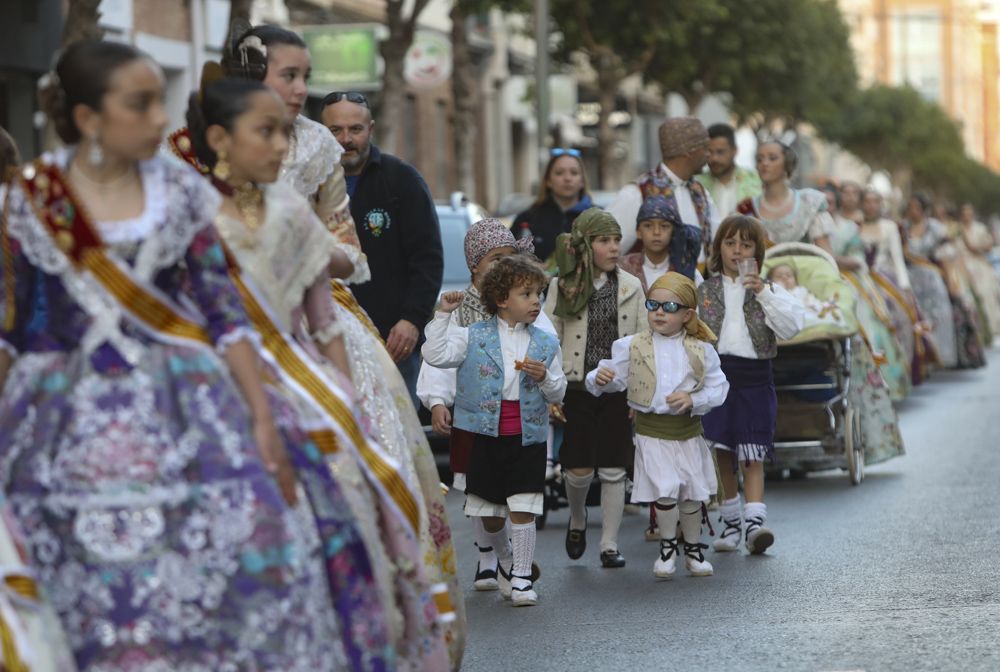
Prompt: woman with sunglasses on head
<box><xmin>214</xmin><ymin>23</ymin><xmax>465</xmax><ymax>668</ymax></box>
<box><xmin>513</xmin><ymin>148</ymin><xmax>593</xmax><ymax>265</ymax></box>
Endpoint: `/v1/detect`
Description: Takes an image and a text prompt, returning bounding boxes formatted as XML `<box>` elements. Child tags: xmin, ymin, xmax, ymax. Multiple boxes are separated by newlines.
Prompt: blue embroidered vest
<box><xmin>454</xmin><ymin>318</ymin><xmax>559</xmax><ymax>445</ymax></box>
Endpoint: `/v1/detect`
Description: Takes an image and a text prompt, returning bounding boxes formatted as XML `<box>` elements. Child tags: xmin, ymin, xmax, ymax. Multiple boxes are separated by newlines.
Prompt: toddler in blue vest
<box><xmin>422</xmin><ymin>254</ymin><xmax>567</xmax><ymax>606</ymax></box>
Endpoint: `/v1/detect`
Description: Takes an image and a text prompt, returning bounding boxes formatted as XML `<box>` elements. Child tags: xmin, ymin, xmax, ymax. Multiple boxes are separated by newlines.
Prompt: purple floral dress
<box><xmin>0</xmin><ymin>153</ymin><xmax>390</xmax><ymax>671</ymax></box>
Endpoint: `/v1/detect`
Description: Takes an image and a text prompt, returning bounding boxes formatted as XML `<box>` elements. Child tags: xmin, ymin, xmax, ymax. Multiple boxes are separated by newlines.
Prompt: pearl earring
<box><xmin>87</xmin><ymin>134</ymin><xmax>104</xmax><ymax>167</ymax></box>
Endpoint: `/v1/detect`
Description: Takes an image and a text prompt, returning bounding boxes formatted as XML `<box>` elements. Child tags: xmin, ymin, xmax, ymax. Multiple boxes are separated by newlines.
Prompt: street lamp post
<box><xmin>534</xmin><ymin>0</ymin><xmax>549</xmax><ymax>175</ymax></box>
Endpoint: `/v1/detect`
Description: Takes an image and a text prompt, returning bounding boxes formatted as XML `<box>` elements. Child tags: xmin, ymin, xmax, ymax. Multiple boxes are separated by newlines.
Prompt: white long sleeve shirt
<box><xmin>417</xmin><ymin>310</ymin><xmax>557</xmax><ymax>410</ymax></box>
<box><xmin>716</xmin><ymin>276</ymin><xmax>805</xmax><ymax>358</ymax></box>
<box><xmin>421</xmin><ymin>312</ymin><xmax>567</xmax><ymax>404</ymax></box>
<box><xmin>607</xmin><ymin>163</ymin><xmax>722</xmax><ymax>254</ymax></box>
<box><xmin>585</xmin><ymin>331</ymin><xmax>729</xmax><ymax>417</ymax></box>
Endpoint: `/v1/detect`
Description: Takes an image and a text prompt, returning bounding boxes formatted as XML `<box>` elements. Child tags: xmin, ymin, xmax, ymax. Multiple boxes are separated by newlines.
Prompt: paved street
<box><xmin>449</xmin><ymin>352</ymin><xmax>1000</xmax><ymax>672</ymax></box>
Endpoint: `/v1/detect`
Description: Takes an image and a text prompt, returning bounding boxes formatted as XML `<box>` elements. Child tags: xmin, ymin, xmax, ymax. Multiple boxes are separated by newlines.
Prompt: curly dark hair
<box><xmin>480</xmin><ymin>254</ymin><xmax>548</xmax><ymax>315</ymax></box>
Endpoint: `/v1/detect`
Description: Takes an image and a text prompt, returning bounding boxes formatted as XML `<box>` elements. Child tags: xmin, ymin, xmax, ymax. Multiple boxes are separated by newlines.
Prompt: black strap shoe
<box><xmin>600</xmin><ymin>549</ymin><xmax>626</xmax><ymax>568</ymax></box>
<box><xmin>565</xmin><ymin>514</ymin><xmax>587</xmax><ymax>560</ymax></box>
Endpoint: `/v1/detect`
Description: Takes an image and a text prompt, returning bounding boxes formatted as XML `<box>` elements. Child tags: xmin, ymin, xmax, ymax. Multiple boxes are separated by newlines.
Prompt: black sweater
<box><xmin>348</xmin><ymin>145</ymin><xmax>443</xmax><ymax>338</ymax></box>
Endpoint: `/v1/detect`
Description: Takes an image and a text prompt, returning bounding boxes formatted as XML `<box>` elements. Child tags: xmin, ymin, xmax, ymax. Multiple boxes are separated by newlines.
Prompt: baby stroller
<box><xmin>761</xmin><ymin>243</ymin><xmax>866</xmax><ymax>485</ymax></box>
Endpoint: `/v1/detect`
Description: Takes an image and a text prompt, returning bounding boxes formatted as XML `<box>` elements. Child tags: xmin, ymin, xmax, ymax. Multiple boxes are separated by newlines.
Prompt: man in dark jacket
<box><xmin>322</xmin><ymin>92</ymin><xmax>443</xmax><ymax>402</ymax></box>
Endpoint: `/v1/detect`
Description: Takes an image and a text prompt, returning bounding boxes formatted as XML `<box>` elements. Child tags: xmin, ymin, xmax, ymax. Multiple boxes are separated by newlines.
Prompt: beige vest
<box><xmin>627</xmin><ymin>330</ymin><xmax>707</xmax><ymax>407</ymax></box>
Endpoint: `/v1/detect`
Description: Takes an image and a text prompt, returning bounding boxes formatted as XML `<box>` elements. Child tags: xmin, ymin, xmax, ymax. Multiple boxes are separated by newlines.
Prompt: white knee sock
<box><xmin>744</xmin><ymin>501</ymin><xmax>767</xmax><ymax>528</ymax></box>
<box><xmin>598</xmin><ymin>468</ymin><xmax>627</xmax><ymax>553</ymax></box>
<box><xmin>563</xmin><ymin>470</ymin><xmax>593</xmax><ymax>530</ymax></box>
<box><xmin>679</xmin><ymin>500</ymin><xmax>703</xmax><ymax>544</ymax></box>
<box><xmin>654</xmin><ymin>498</ymin><xmax>679</xmax><ymax>540</ymax></box>
<box><xmin>473</xmin><ymin>517</ymin><xmax>498</xmax><ymax>570</ymax></box>
<box><xmin>719</xmin><ymin>495</ymin><xmax>742</xmax><ymax>525</ymax></box>
<box><xmin>510</xmin><ymin>521</ymin><xmax>536</xmax><ymax>579</ymax></box>
<box><xmin>482</xmin><ymin>523</ymin><xmax>512</xmax><ymax>567</ymax></box>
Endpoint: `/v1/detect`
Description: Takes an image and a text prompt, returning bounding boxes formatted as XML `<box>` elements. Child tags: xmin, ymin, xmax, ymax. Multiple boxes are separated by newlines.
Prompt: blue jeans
<box><xmin>395</xmin><ymin>348</ymin><xmax>422</xmax><ymax>412</ymax></box>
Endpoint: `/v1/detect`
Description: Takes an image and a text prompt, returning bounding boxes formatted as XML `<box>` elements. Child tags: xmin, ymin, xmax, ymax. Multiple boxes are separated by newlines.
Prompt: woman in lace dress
<box><xmin>738</xmin><ymin>144</ymin><xmax>903</xmax><ymax>465</ymax></box>
<box><xmin>736</xmin><ymin>141</ymin><xmax>835</xmax><ymax>250</ymax></box>
<box><xmin>903</xmin><ymin>194</ymin><xmax>985</xmax><ymax>369</ymax></box>
<box><xmin>823</xmin><ymin>186</ymin><xmax>911</xmax><ymax>401</ymax></box>
<box><xmin>220</xmin><ymin>23</ymin><xmax>464</xmax><ymax>668</ymax></box>
<box><xmin>181</xmin><ymin>73</ymin><xmax>451</xmax><ymax>669</ymax></box>
<box><xmin>0</xmin><ymin>41</ymin><xmax>373</xmax><ymax>671</ymax></box>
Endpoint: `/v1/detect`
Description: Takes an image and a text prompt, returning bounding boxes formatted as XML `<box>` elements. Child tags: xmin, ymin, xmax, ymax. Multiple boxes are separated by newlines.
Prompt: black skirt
<box><xmin>559</xmin><ymin>387</ymin><xmax>633</xmax><ymax>470</ymax></box>
<box><xmin>466</xmin><ymin>433</ymin><xmax>546</xmax><ymax>505</ymax></box>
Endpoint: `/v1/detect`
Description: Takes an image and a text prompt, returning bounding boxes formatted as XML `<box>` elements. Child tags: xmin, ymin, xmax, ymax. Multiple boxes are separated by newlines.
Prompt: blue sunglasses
<box><xmin>645</xmin><ymin>299</ymin><xmax>690</xmax><ymax>314</ymax></box>
<box><xmin>551</xmin><ymin>148</ymin><xmax>582</xmax><ymax>158</ymax></box>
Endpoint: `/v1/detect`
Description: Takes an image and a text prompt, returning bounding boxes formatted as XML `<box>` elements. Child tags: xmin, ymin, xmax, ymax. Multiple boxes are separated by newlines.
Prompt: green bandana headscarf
<box><xmin>553</xmin><ymin>207</ymin><xmax>622</xmax><ymax>318</ymax></box>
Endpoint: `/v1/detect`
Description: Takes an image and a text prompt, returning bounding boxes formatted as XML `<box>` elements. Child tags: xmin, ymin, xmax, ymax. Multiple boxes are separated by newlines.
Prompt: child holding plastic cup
<box><xmin>697</xmin><ymin>216</ymin><xmax>804</xmax><ymax>555</ymax></box>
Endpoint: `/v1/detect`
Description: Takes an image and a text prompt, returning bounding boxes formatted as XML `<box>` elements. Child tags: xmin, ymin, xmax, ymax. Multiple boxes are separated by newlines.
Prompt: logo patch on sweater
<box><xmin>363</xmin><ymin>208</ymin><xmax>391</xmax><ymax>237</ymax></box>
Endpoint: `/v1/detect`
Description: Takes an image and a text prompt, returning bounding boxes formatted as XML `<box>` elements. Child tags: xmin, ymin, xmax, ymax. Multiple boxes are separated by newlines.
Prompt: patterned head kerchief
<box><xmin>637</xmin><ymin>195</ymin><xmax>675</xmax><ymax>226</ymax></box>
<box><xmin>648</xmin><ymin>271</ymin><xmax>717</xmax><ymax>387</ymax></box>
<box><xmin>637</xmin><ymin>195</ymin><xmax>702</xmax><ymax>281</ymax></box>
<box><xmin>658</xmin><ymin>117</ymin><xmax>708</xmax><ymax>160</ymax></box>
<box><xmin>465</xmin><ymin>217</ymin><xmax>534</xmax><ymax>272</ymax></box>
<box><xmin>553</xmin><ymin>207</ymin><xmax>622</xmax><ymax>318</ymax></box>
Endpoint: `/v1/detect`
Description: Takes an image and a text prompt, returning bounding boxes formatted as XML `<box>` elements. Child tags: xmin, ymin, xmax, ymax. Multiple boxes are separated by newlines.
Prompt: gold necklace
<box><xmin>233</xmin><ymin>182</ymin><xmax>264</xmax><ymax>232</ymax></box>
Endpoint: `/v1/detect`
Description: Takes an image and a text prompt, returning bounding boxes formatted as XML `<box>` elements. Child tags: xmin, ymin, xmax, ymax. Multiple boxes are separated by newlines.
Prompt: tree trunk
<box><xmin>378</xmin><ymin>38</ymin><xmax>408</xmax><ymax>157</ymax></box>
<box><xmin>595</xmin><ymin>63</ymin><xmax>620</xmax><ymax>189</ymax></box>
<box><xmin>450</xmin><ymin>4</ymin><xmax>477</xmax><ymax>198</ymax></box>
<box><xmin>62</xmin><ymin>0</ymin><xmax>103</xmax><ymax>45</ymax></box>
<box><xmin>229</xmin><ymin>0</ymin><xmax>253</xmax><ymax>24</ymax></box>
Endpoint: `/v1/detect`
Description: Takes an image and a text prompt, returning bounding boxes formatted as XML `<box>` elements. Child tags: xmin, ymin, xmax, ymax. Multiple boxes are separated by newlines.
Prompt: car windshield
<box><xmin>438</xmin><ymin>211</ymin><xmax>471</xmax><ymax>286</ymax></box>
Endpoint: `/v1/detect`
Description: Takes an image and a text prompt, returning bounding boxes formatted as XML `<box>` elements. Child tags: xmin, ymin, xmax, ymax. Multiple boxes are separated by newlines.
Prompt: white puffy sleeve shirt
<box><xmin>421</xmin><ymin>312</ymin><xmax>566</xmax><ymax>404</ymax></box>
<box><xmin>417</xmin><ymin>309</ymin><xmax>557</xmax><ymax>410</ymax></box>
<box><xmin>716</xmin><ymin>276</ymin><xmax>805</xmax><ymax>358</ymax></box>
<box><xmin>585</xmin><ymin>331</ymin><xmax>729</xmax><ymax>417</ymax></box>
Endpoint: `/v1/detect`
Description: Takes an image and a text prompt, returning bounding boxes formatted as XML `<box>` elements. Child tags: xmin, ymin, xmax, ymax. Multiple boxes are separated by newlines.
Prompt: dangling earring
<box><xmin>87</xmin><ymin>133</ymin><xmax>104</xmax><ymax>167</ymax></box>
<box><xmin>213</xmin><ymin>150</ymin><xmax>231</xmax><ymax>182</ymax></box>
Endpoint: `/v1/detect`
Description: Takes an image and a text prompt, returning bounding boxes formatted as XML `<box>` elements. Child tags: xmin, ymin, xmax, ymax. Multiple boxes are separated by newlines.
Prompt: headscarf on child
<box><xmin>464</xmin><ymin>217</ymin><xmax>534</xmax><ymax>272</ymax></box>
<box><xmin>553</xmin><ymin>207</ymin><xmax>621</xmax><ymax>318</ymax></box>
<box><xmin>649</xmin><ymin>271</ymin><xmax>716</xmax><ymax>388</ymax></box>
<box><xmin>636</xmin><ymin>196</ymin><xmax>702</xmax><ymax>280</ymax></box>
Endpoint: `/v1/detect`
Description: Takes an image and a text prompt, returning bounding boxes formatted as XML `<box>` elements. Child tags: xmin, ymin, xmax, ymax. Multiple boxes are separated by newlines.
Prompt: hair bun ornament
<box><xmin>35</xmin><ymin>71</ymin><xmax>67</xmax><ymax>131</ymax></box>
<box><xmin>238</xmin><ymin>35</ymin><xmax>267</xmax><ymax>63</ymax></box>
<box><xmin>198</xmin><ymin>61</ymin><xmax>226</xmax><ymax>104</ymax></box>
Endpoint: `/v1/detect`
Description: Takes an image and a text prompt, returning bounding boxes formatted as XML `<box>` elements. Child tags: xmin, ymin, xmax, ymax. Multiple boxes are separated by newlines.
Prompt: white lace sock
<box><xmin>483</xmin><ymin>523</ymin><xmax>512</xmax><ymax>567</ymax></box>
<box><xmin>510</xmin><ymin>521</ymin><xmax>536</xmax><ymax>579</ymax></box>
<box><xmin>473</xmin><ymin>517</ymin><xmax>498</xmax><ymax>570</ymax></box>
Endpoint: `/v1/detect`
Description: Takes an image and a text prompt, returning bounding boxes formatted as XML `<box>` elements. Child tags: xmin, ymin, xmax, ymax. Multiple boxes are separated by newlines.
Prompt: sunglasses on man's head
<box><xmin>645</xmin><ymin>299</ymin><xmax>690</xmax><ymax>314</ymax></box>
<box><xmin>551</xmin><ymin>148</ymin><xmax>581</xmax><ymax>158</ymax></box>
<box><xmin>322</xmin><ymin>91</ymin><xmax>370</xmax><ymax>108</ymax></box>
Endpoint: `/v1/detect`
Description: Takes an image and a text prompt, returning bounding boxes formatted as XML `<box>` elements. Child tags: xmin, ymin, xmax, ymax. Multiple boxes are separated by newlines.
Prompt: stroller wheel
<box><xmin>844</xmin><ymin>407</ymin><xmax>864</xmax><ymax>485</ymax></box>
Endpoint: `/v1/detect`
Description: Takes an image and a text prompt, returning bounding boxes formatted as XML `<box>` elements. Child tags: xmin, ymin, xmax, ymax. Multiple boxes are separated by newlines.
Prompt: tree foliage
<box><xmin>818</xmin><ymin>83</ymin><xmax>1000</xmax><ymax>214</ymax></box>
<box><xmin>646</xmin><ymin>0</ymin><xmax>856</xmax><ymax>129</ymax></box>
<box><xmin>548</xmin><ymin>0</ymin><xmax>685</xmax><ymax>185</ymax></box>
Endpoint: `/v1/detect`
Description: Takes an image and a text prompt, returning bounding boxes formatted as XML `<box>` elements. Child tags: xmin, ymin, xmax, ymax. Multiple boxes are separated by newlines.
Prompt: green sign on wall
<box><xmin>300</xmin><ymin>24</ymin><xmax>380</xmax><ymax>92</ymax></box>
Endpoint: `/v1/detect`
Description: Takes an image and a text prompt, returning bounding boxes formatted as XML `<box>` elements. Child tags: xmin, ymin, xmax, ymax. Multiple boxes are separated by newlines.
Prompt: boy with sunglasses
<box><xmin>586</xmin><ymin>272</ymin><xmax>729</xmax><ymax>579</ymax></box>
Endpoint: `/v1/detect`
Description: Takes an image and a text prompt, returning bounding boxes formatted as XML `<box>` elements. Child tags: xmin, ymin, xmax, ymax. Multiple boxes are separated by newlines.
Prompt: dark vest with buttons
<box><xmin>697</xmin><ymin>275</ymin><xmax>777</xmax><ymax>359</ymax></box>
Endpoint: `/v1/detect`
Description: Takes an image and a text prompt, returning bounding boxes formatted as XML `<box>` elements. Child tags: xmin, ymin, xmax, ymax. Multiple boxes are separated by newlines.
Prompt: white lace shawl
<box><xmin>754</xmin><ymin>188</ymin><xmax>834</xmax><ymax>244</ymax></box>
<box><xmin>280</xmin><ymin>116</ymin><xmax>343</xmax><ymax>199</ymax></box>
<box><xmin>214</xmin><ymin>181</ymin><xmax>336</xmax><ymax>333</ymax></box>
